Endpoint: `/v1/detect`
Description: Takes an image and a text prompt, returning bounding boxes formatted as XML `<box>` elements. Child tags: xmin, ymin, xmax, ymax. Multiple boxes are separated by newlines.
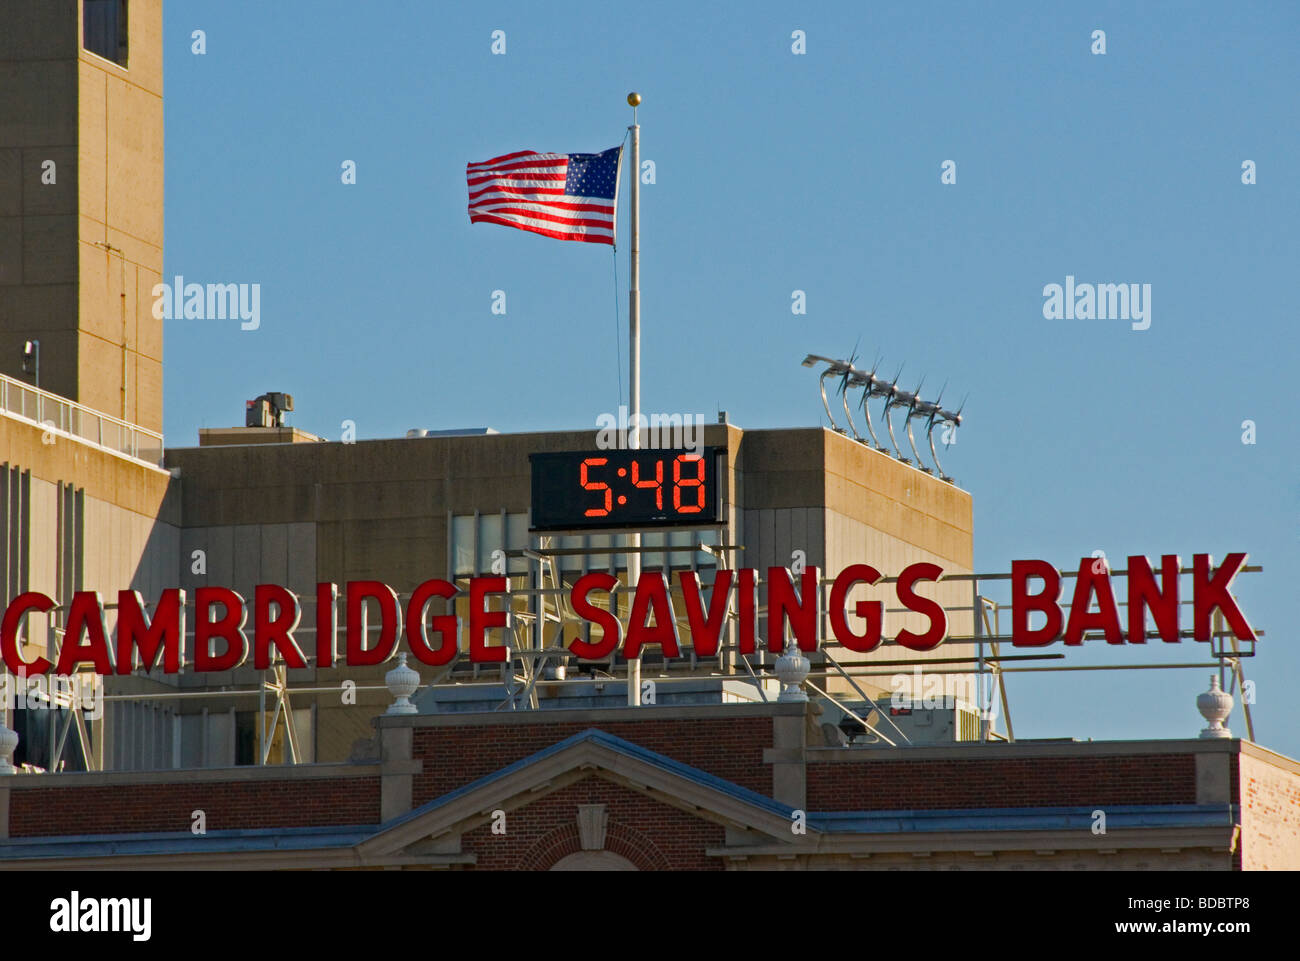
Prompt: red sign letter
<box><xmin>829</xmin><ymin>564</ymin><xmax>884</xmax><ymax>653</ymax></box>
<box><xmin>1063</xmin><ymin>558</ymin><xmax>1124</xmax><ymax>645</ymax></box>
<box><xmin>895</xmin><ymin>563</ymin><xmax>948</xmax><ymax>651</ymax></box>
<box><xmin>767</xmin><ymin>567</ymin><xmax>819</xmax><ymax>654</ymax></box>
<box><xmin>568</xmin><ymin>572</ymin><xmax>621</xmax><ymax>660</ymax></box>
<box><xmin>316</xmin><ymin>582</ymin><xmax>338</xmax><ymax>668</ymax></box>
<box><xmin>1127</xmin><ymin>555</ymin><xmax>1180</xmax><ymax>643</ymax></box>
<box><xmin>469</xmin><ymin>576</ymin><xmax>508</xmax><ymax>663</ymax></box>
<box><xmin>406</xmin><ymin>579</ymin><xmax>459</xmax><ymax>666</ymax></box>
<box><xmin>56</xmin><ymin>591</ymin><xmax>114</xmax><ymax>674</ymax></box>
<box><xmin>624</xmin><ymin>573</ymin><xmax>681</xmax><ymax>660</ymax></box>
<box><xmin>117</xmin><ymin>589</ymin><xmax>186</xmax><ymax>674</ymax></box>
<box><xmin>194</xmin><ymin>587</ymin><xmax>249</xmax><ymax>672</ymax></box>
<box><xmin>1012</xmin><ymin>559</ymin><xmax>1062</xmax><ymax>646</ymax></box>
<box><xmin>254</xmin><ymin>584</ymin><xmax>307</xmax><ymax>670</ymax></box>
<box><xmin>737</xmin><ymin>568</ymin><xmax>759</xmax><ymax>656</ymax></box>
<box><xmin>679</xmin><ymin>570</ymin><xmax>732</xmax><ymax>658</ymax></box>
<box><xmin>346</xmin><ymin>581</ymin><xmax>402</xmax><ymax>666</ymax></box>
<box><xmin>1</xmin><ymin>592</ymin><xmax>54</xmax><ymax>675</ymax></box>
<box><xmin>1193</xmin><ymin>553</ymin><xmax>1255</xmax><ymax>641</ymax></box>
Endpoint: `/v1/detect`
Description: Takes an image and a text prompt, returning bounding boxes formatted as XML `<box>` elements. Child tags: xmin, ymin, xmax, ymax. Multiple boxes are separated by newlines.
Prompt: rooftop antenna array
<box><xmin>802</xmin><ymin>353</ymin><xmax>965</xmax><ymax>483</ymax></box>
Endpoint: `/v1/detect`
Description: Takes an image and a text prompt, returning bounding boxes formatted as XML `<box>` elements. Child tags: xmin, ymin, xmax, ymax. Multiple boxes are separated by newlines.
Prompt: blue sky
<box><xmin>161</xmin><ymin>1</ymin><xmax>1299</xmax><ymax>754</ymax></box>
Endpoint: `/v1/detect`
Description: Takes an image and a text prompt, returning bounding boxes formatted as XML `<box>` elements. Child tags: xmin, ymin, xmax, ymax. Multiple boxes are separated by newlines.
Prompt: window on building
<box><xmin>84</xmin><ymin>0</ymin><xmax>128</xmax><ymax>67</ymax></box>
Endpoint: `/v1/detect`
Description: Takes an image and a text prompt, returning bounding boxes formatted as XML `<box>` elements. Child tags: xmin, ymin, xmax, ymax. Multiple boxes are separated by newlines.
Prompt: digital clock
<box><xmin>530</xmin><ymin>447</ymin><xmax>723</xmax><ymax>531</ymax></box>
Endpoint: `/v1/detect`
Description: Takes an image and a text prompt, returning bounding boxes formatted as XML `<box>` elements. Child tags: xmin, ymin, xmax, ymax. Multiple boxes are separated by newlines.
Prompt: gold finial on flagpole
<box><xmin>627</xmin><ymin>91</ymin><xmax>641</xmax><ymax>106</ymax></box>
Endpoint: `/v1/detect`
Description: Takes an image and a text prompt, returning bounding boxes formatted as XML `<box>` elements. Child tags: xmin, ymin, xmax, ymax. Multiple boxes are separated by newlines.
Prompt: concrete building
<box><xmin>1</xmin><ymin>0</ymin><xmax>164</xmax><ymax>432</ymax></box>
<box><xmin>1</xmin><ymin>2</ymin><xmax>1296</xmax><ymax>872</ymax></box>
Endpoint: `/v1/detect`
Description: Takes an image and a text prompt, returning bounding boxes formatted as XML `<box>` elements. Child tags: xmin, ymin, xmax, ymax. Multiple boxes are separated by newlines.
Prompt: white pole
<box><xmin>627</xmin><ymin>93</ymin><xmax>642</xmax><ymax>707</ymax></box>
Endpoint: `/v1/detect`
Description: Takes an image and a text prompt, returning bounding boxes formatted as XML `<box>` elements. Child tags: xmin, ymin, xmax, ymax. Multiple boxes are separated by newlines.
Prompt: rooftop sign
<box><xmin>0</xmin><ymin>554</ymin><xmax>1255</xmax><ymax>676</ymax></box>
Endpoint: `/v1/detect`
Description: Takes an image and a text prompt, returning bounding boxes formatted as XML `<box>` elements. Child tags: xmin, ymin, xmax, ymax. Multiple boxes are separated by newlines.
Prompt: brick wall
<box><xmin>805</xmin><ymin>754</ymin><xmax>1198</xmax><ymax>810</ymax></box>
<box><xmin>1239</xmin><ymin>752</ymin><xmax>1300</xmax><ymax>870</ymax></box>
<box><xmin>411</xmin><ymin>715</ymin><xmax>774</xmax><ymax>805</ymax></box>
<box><xmin>9</xmin><ymin>775</ymin><xmax>381</xmax><ymax>838</ymax></box>
<box><xmin>460</xmin><ymin>775</ymin><xmax>725</xmax><ymax>871</ymax></box>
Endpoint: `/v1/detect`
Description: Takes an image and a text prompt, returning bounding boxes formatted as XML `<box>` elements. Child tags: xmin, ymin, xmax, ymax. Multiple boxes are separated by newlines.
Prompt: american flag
<box><xmin>466</xmin><ymin>146</ymin><xmax>622</xmax><ymax>245</ymax></box>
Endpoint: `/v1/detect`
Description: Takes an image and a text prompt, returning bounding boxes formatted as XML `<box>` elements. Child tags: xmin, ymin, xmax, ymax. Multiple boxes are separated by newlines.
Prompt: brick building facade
<box><xmin>2</xmin><ymin>701</ymin><xmax>1296</xmax><ymax>870</ymax></box>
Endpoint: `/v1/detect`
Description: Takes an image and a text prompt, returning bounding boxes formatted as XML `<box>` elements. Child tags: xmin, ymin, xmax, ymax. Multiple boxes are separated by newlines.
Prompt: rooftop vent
<box><xmin>246</xmin><ymin>392</ymin><xmax>293</xmax><ymax>428</ymax></box>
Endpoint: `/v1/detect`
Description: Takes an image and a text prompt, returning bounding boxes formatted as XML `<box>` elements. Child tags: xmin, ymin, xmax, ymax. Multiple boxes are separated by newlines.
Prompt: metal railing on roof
<box><xmin>0</xmin><ymin>370</ymin><xmax>164</xmax><ymax>468</ymax></box>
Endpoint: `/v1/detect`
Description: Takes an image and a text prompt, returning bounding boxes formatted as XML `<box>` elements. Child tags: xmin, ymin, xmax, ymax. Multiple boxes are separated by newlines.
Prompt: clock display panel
<box><xmin>530</xmin><ymin>448</ymin><xmax>722</xmax><ymax>531</ymax></box>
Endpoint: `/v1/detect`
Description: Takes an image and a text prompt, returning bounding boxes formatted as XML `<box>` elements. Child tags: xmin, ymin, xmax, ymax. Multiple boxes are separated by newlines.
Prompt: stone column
<box><xmin>378</xmin><ymin>720</ymin><xmax>418</xmax><ymax>822</ymax></box>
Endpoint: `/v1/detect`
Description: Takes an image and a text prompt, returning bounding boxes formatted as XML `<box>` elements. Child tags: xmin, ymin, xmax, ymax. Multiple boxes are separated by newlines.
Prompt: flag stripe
<box><xmin>469</xmin><ymin>198</ymin><xmax>615</xmax><ymax>215</ymax></box>
<box><xmin>469</xmin><ymin>213</ymin><xmax>615</xmax><ymax>243</ymax></box>
<box><xmin>466</xmin><ymin>171</ymin><xmax>568</xmax><ymax>187</ymax></box>
<box><xmin>470</xmin><ymin>206</ymin><xmax>616</xmax><ymax>229</ymax></box>
<box><xmin>467</xmin><ymin>146</ymin><xmax>620</xmax><ymax>246</ymax></box>
<box><xmin>467</xmin><ymin>157</ymin><xmax>569</xmax><ymax>175</ymax></box>
<box><xmin>467</xmin><ymin>184</ymin><xmax>567</xmax><ymax>201</ymax></box>
<box><xmin>466</xmin><ymin>150</ymin><xmax>561</xmax><ymax>171</ymax></box>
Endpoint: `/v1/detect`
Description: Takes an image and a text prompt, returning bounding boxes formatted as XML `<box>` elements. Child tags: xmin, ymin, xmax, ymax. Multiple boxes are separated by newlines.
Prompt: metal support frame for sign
<box><xmin>259</xmin><ymin>664</ymin><xmax>303</xmax><ymax>766</ymax></box>
<box><xmin>2</xmin><ymin>560</ymin><xmax>1262</xmax><ymax>774</ymax></box>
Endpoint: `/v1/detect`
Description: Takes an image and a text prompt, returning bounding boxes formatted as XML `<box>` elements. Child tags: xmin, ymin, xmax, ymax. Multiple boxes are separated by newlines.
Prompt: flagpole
<box><xmin>626</xmin><ymin>92</ymin><xmax>642</xmax><ymax>707</ymax></box>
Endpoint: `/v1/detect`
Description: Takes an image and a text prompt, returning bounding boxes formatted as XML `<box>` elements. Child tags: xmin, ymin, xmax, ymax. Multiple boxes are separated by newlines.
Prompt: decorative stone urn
<box><xmin>0</xmin><ymin>721</ymin><xmax>18</xmax><ymax>774</ymax></box>
<box><xmin>384</xmin><ymin>653</ymin><xmax>420</xmax><ymax>715</ymax></box>
<box><xmin>1197</xmin><ymin>675</ymin><xmax>1233</xmax><ymax>739</ymax></box>
<box><xmin>774</xmin><ymin>644</ymin><xmax>810</xmax><ymax>703</ymax></box>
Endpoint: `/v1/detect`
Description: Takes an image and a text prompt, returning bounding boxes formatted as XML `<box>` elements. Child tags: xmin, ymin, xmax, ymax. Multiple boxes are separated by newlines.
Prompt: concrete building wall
<box><xmin>0</xmin><ymin>1</ymin><xmax>81</xmax><ymax>403</ymax></box>
<box><xmin>737</xmin><ymin>428</ymin><xmax>976</xmax><ymax>701</ymax></box>
<box><xmin>1</xmin><ymin>412</ymin><xmax>178</xmax><ymax>770</ymax></box>
<box><xmin>1</xmin><ymin>414</ymin><xmax>177</xmax><ymax>664</ymax></box>
<box><xmin>77</xmin><ymin>0</ymin><xmax>165</xmax><ymax>432</ymax></box>
<box><xmin>152</xmin><ymin>424</ymin><xmax>980</xmax><ymax>764</ymax></box>
<box><xmin>0</xmin><ymin>0</ymin><xmax>164</xmax><ymax>432</ymax></box>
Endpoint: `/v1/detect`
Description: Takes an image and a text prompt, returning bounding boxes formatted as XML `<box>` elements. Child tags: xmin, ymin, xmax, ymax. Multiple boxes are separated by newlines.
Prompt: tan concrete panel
<box><xmin>741</xmin><ymin>469</ymin><xmax>827</xmax><ymax>510</ymax></box>
<box><xmin>0</xmin><ymin>150</ymin><xmax>21</xmax><ymax>217</ymax></box>
<box><xmin>443</xmin><ymin>476</ymin><xmax>528</xmax><ymax>515</ymax></box>
<box><xmin>198</xmin><ymin>526</ymin><xmax>236</xmax><ymax>588</ymax></box>
<box><xmin>74</xmin><ymin>330</ymin><xmax>126</xmax><ymax>419</ymax></box>
<box><xmin>0</xmin><ymin>280</ymin><xmax>78</xmax><ymax>329</ymax></box>
<box><xmin>102</xmin><ymin>223</ymin><xmax>161</xmax><ymax>275</ymax></box>
<box><xmin>824</xmin><ymin>472</ymin><xmax>973</xmax><ymax>569</ymax></box>
<box><xmin>0</xmin><ymin>216</ymin><xmax>20</xmax><ymax>287</ymax></box>
<box><xmin>77</xmin><ymin>62</ymin><xmax>107</xmax><ymax>224</ymax></box>
<box><xmin>316</xmin><ymin>479</ymin><xmax>447</xmax><ymax>523</ymax></box>
<box><xmin>120</xmin><ymin>0</ymin><xmax>163</xmax><ymax>94</ymax></box>
<box><xmin>314</xmin><ymin>520</ymin><xmax>345</xmax><ymax>585</ymax></box>
<box><xmin>76</xmin><ymin>239</ymin><xmax>117</xmax><ymax>343</ymax></box>
<box><xmin>21</xmin><ymin>215</ymin><xmax>78</xmax><ymax>285</ymax></box>
<box><xmin>132</xmin><ymin>351</ymin><xmax>161</xmax><ymax>433</ymax></box>
<box><xmin>1</xmin><ymin>419</ymin><xmax>175</xmax><ymax>525</ymax></box>
<box><xmin>286</xmin><ymin>523</ymin><xmax>317</xmax><ymax>592</ymax></box>
<box><xmin>21</xmin><ymin>145</ymin><xmax>76</xmax><ymax>216</ymax></box>
<box><xmin>231</xmin><ymin>524</ymin><xmax>262</xmax><ymax>597</ymax></box>
<box><xmin>0</xmin><ymin>0</ymin><xmax>79</xmax><ymax>61</ymax></box>
<box><xmin>335</xmin><ymin>516</ymin><xmax>442</xmax><ymax>589</ymax></box>
<box><xmin>26</xmin><ymin>475</ymin><xmax>58</xmax><ymax>597</ymax></box>
<box><xmin>737</xmin><ymin>428</ymin><xmax>825</xmax><ymax>474</ymax></box>
<box><xmin>104</xmin><ymin>77</ymin><xmax>163</xmax><ymax>254</ymax></box>
<box><xmin>0</xmin><ymin>60</ymin><xmax>78</xmax><ymax>145</ymax></box>
<box><xmin>0</xmin><ymin>326</ymin><xmax>79</xmax><ymax>401</ymax></box>
<box><xmin>135</xmin><ymin>264</ymin><xmax>163</xmax><ymax>361</ymax></box>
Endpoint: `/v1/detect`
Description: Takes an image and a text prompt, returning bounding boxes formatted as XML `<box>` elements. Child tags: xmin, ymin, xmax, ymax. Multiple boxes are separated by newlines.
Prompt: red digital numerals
<box><xmin>580</xmin><ymin>457</ymin><xmax>612</xmax><ymax>516</ymax></box>
<box><xmin>580</xmin><ymin>454</ymin><xmax>707</xmax><ymax>517</ymax></box>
